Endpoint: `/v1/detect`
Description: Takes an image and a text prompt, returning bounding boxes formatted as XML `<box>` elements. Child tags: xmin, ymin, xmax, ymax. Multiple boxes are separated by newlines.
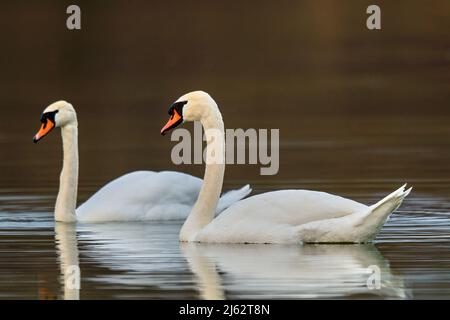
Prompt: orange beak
<box><xmin>33</xmin><ymin>119</ymin><xmax>55</xmax><ymax>143</ymax></box>
<box><xmin>161</xmin><ymin>109</ymin><xmax>182</xmax><ymax>135</ymax></box>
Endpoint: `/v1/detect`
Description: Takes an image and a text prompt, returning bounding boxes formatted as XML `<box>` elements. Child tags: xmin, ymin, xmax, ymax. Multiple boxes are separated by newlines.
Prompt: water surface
<box><xmin>0</xmin><ymin>1</ymin><xmax>449</xmax><ymax>299</ymax></box>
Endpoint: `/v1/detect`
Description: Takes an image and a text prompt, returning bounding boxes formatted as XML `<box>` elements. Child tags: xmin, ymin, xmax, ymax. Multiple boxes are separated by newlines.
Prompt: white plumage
<box><xmin>195</xmin><ymin>185</ymin><xmax>411</xmax><ymax>244</ymax></box>
<box><xmin>77</xmin><ymin>171</ymin><xmax>250</xmax><ymax>222</ymax></box>
<box><xmin>34</xmin><ymin>101</ymin><xmax>251</xmax><ymax>222</ymax></box>
<box><xmin>164</xmin><ymin>91</ymin><xmax>412</xmax><ymax>244</ymax></box>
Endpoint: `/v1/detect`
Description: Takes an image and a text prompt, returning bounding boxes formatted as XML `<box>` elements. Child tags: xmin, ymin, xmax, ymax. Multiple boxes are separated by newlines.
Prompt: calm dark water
<box><xmin>0</xmin><ymin>1</ymin><xmax>449</xmax><ymax>299</ymax></box>
<box><xmin>1</xmin><ymin>113</ymin><xmax>449</xmax><ymax>299</ymax></box>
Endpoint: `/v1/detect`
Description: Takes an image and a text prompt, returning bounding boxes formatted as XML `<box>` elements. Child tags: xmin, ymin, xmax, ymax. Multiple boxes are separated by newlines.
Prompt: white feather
<box><xmin>173</xmin><ymin>91</ymin><xmax>412</xmax><ymax>244</ymax></box>
<box><xmin>76</xmin><ymin>171</ymin><xmax>251</xmax><ymax>222</ymax></box>
<box><xmin>37</xmin><ymin>101</ymin><xmax>251</xmax><ymax>222</ymax></box>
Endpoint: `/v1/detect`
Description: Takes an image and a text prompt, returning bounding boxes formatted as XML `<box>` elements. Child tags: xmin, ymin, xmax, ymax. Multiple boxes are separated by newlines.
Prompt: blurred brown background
<box><xmin>0</xmin><ymin>0</ymin><xmax>449</xmax><ymax>199</ymax></box>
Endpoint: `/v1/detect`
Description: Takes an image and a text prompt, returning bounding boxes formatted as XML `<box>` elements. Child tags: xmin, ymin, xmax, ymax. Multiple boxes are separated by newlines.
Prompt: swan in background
<box><xmin>33</xmin><ymin>101</ymin><xmax>251</xmax><ymax>222</ymax></box>
<box><xmin>181</xmin><ymin>243</ymin><xmax>408</xmax><ymax>299</ymax></box>
<box><xmin>160</xmin><ymin>91</ymin><xmax>412</xmax><ymax>243</ymax></box>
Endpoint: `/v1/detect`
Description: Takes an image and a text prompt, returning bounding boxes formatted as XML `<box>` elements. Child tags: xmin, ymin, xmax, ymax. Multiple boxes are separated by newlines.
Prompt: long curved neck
<box><xmin>180</xmin><ymin>103</ymin><xmax>225</xmax><ymax>241</ymax></box>
<box><xmin>55</xmin><ymin>123</ymin><xmax>78</xmax><ymax>222</ymax></box>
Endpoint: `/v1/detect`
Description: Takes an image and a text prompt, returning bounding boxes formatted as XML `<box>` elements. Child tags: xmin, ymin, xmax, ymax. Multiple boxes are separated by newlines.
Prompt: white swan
<box><xmin>160</xmin><ymin>91</ymin><xmax>412</xmax><ymax>244</ymax></box>
<box><xmin>33</xmin><ymin>101</ymin><xmax>251</xmax><ymax>222</ymax></box>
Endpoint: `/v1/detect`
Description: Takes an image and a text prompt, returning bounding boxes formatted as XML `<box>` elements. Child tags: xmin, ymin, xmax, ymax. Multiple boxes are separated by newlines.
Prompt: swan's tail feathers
<box><xmin>358</xmin><ymin>184</ymin><xmax>412</xmax><ymax>241</ymax></box>
<box><xmin>216</xmin><ymin>184</ymin><xmax>252</xmax><ymax>214</ymax></box>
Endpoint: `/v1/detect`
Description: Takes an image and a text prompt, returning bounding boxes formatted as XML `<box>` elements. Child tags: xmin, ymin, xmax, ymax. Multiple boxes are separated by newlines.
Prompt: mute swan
<box><xmin>160</xmin><ymin>91</ymin><xmax>412</xmax><ymax>244</ymax></box>
<box><xmin>33</xmin><ymin>101</ymin><xmax>251</xmax><ymax>222</ymax></box>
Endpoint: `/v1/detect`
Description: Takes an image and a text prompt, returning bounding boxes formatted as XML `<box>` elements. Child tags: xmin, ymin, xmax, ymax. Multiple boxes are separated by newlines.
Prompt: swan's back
<box><xmin>76</xmin><ymin>171</ymin><xmax>203</xmax><ymax>222</ymax></box>
<box><xmin>196</xmin><ymin>189</ymin><xmax>368</xmax><ymax>243</ymax></box>
<box><xmin>76</xmin><ymin>171</ymin><xmax>251</xmax><ymax>222</ymax></box>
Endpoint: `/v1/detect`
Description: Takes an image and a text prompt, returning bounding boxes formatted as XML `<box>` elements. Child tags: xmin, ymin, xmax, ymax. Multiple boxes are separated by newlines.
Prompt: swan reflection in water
<box><xmin>181</xmin><ymin>243</ymin><xmax>409</xmax><ymax>299</ymax></box>
<box><xmin>55</xmin><ymin>223</ymin><xmax>80</xmax><ymax>300</ymax></box>
<box><xmin>54</xmin><ymin>222</ymin><xmax>408</xmax><ymax>299</ymax></box>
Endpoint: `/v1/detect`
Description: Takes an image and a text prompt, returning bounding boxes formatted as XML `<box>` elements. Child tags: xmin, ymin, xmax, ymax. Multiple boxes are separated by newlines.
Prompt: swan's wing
<box><xmin>196</xmin><ymin>190</ymin><xmax>368</xmax><ymax>243</ymax></box>
<box><xmin>215</xmin><ymin>184</ymin><xmax>252</xmax><ymax>214</ymax></box>
<box><xmin>76</xmin><ymin>171</ymin><xmax>251</xmax><ymax>222</ymax></box>
<box><xmin>294</xmin><ymin>185</ymin><xmax>412</xmax><ymax>243</ymax></box>
<box><xmin>76</xmin><ymin>171</ymin><xmax>202</xmax><ymax>221</ymax></box>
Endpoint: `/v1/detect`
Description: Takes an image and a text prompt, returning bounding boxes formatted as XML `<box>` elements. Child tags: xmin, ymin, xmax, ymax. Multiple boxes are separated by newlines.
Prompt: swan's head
<box><xmin>33</xmin><ymin>101</ymin><xmax>77</xmax><ymax>143</ymax></box>
<box><xmin>161</xmin><ymin>91</ymin><xmax>216</xmax><ymax>135</ymax></box>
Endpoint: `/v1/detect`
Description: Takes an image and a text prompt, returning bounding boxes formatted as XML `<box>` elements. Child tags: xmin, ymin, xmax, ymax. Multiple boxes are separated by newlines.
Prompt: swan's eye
<box><xmin>167</xmin><ymin>101</ymin><xmax>188</xmax><ymax>116</ymax></box>
<box><xmin>40</xmin><ymin>110</ymin><xmax>58</xmax><ymax>124</ymax></box>
<box><xmin>40</xmin><ymin>114</ymin><xmax>50</xmax><ymax>129</ymax></box>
